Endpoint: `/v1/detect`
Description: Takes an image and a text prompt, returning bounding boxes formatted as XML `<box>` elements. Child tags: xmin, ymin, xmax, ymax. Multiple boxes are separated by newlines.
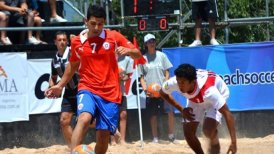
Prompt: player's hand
<box><xmin>116</xmin><ymin>46</ymin><xmax>130</xmax><ymax>56</ymax></box>
<box><xmin>227</xmin><ymin>142</ymin><xmax>237</xmax><ymax>154</ymax></box>
<box><xmin>44</xmin><ymin>85</ymin><xmax>63</xmax><ymax>99</ymax></box>
<box><xmin>182</xmin><ymin>107</ymin><xmax>195</xmax><ymax>121</ymax></box>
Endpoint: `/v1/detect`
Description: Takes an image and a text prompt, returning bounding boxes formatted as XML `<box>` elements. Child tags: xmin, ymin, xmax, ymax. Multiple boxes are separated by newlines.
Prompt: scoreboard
<box><xmin>137</xmin><ymin>16</ymin><xmax>168</xmax><ymax>31</ymax></box>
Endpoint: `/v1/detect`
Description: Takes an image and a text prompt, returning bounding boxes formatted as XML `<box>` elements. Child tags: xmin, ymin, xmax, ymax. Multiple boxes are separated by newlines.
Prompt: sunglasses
<box><xmin>146</xmin><ymin>39</ymin><xmax>156</xmax><ymax>43</ymax></box>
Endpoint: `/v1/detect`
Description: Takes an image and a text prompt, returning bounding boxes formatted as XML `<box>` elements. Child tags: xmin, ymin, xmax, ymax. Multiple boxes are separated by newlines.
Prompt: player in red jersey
<box><xmin>160</xmin><ymin>64</ymin><xmax>237</xmax><ymax>154</ymax></box>
<box><xmin>45</xmin><ymin>4</ymin><xmax>141</xmax><ymax>154</ymax></box>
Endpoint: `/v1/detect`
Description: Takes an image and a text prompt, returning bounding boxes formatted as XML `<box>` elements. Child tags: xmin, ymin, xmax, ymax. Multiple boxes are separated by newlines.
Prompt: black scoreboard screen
<box><xmin>137</xmin><ymin>16</ymin><xmax>168</xmax><ymax>31</ymax></box>
<box><xmin>123</xmin><ymin>0</ymin><xmax>180</xmax><ymax>16</ymax></box>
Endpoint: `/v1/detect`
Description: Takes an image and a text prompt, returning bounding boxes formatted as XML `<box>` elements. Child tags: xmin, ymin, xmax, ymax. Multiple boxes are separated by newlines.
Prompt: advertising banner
<box><xmin>163</xmin><ymin>41</ymin><xmax>274</xmax><ymax>111</ymax></box>
<box><xmin>28</xmin><ymin>59</ymin><xmax>62</xmax><ymax>114</ymax></box>
<box><xmin>0</xmin><ymin>53</ymin><xmax>29</xmax><ymax>122</ymax></box>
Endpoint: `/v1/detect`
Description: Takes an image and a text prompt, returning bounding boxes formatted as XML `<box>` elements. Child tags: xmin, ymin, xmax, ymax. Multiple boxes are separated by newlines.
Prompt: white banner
<box><xmin>0</xmin><ymin>53</ymin><xmax>29</xmax><ymax>122</ymax></box>
<box><xmin>125</xmin><ymin>68</ymin><xmax>146</xmax><ymax>109</ymax></box>
<box><xmin>28</xmin><ymin>59</ymin><xmax>62</xmax><ymax>114</ymax></box>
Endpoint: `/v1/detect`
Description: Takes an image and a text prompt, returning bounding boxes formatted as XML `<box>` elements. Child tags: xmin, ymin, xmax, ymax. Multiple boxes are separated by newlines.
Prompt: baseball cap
<box><xmin>144</xmin><ymin>33</ymin><xmax>155</xmax><ymax>43</ymax></box>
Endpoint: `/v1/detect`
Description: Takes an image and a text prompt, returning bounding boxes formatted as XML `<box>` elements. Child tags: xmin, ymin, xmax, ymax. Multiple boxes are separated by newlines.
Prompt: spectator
<box><xmin>189</xmin><ymin>0</ymin><xmax>219</xmax><ymax>47</ymax></box>
<box><xmin>0</xmin><ymin>11</ymin><xmax>11</xmax><ymax>45</ymax></box>
<box><xmin>28</xmin><ymin>0</ymin><xmax>47</xmax><ymax>44</ymax></box>
<box><xmin>111</xmin><ymin>54</ymin><xmax>133</xmax><ymax>145</ymax></box>
<box><xmin>47</xmin><ymin>31</ymin><xmax>78</xmax><ymax>149</ymax></box>
<box><xmin>139</xmin><ymin>33</ymin><xmax>177</xmax><ymax>143</ymax></box>
<box><xmin>49</xmin><ymin>0</ymin><xmax>67</xmax><ymax>22</ymax></box>
<box><xmin>44</xmin><ymin>4</ymin><xmax>142</xmax><ymax>153</ymax></box>
<box><xmin>0</xmin><ymin>0</ymin><xmax>42</xmax><ymax>44</ymax></box>
<box><xmin>32</xmin><ymin>13</ymin><xmax>47</xmax><ymax>44</ymax></box>
<box><xmin>28</xmin><ymin>0</ymin><xmax>44</xmax><ymax>22</ymax></box>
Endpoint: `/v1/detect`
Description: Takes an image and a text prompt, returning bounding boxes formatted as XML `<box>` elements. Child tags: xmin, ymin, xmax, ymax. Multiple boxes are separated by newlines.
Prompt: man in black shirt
<box><xmin>47</xmin><ymin>31</ymin><xmax>79</xmax><ymax>149</ymax></box>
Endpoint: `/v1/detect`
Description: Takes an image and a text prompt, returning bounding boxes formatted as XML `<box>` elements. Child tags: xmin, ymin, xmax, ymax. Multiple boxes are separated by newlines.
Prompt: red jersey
<box><xmin>70</xmin><ymin>29</ymin><xmax>136</xmax><ymax>104</ymax></box>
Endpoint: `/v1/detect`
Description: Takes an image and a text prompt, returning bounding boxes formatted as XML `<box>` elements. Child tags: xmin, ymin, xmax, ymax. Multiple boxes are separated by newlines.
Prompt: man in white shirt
<box><xmin>160</xmin><ymin>63</ymin><xmax>237</xmax><ymax>154</ymax></box>
<box><xmin>189</xmin><ymin>0</ymin><xmax>220</xmax><ymax>47</ymax></box>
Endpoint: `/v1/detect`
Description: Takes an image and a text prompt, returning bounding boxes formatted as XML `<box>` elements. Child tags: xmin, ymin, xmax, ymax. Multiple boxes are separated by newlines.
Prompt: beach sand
<box><xmin>1</xmin><ymin>135</ymin><xmax>274</xmax><ymax>154</ymax></box>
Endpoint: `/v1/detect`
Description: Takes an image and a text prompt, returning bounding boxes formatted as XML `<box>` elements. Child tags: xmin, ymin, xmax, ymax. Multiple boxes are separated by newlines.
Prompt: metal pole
<box><xmin>156</xmin><ymin>30</ymin><xmax>176</xmax><ymax>48</ymax></box>
<box><xmin>120</xmin><ymin>0</ymin><xmax>125</xmax><ymax>27</ymax></box>
<box><xmin>177</xmin><ymin>15</ymin><xmax>182</xmax><ymax>47</ymax></box>
<box><xmin>105</xmin><ymin>0</ymin><xmax>110</xmax><ymax>25</ymax></box>
<box><xmin>266</xmin><ymin>0</ymin><xmax>270</xmax><ymax>41</ymax></box>
<box><xmin>135</xmin><ymin>68</ymin><xmax>144</xmax><ymax>148</ymax></box>
<box><xmin>224</xmin><ymin>0</ymin><xmax>229</xmax><ymax>44</ymax></box>
<box><xmin>178</xmin><ymin>0</ymin><xmax>182</xmax><ymax>46</ymax></box>
<box><xmin>0</xmin><ymin>24</ymin><xmax>124</xmax><ymax>31</ymax></box>
<box><xmin>227</xmin><ymin>16</ymin><xmax>274</xmax><ymax>22</ymax></box>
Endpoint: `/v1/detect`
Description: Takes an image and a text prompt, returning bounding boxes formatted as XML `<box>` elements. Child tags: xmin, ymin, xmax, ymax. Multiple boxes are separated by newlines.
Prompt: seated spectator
<box><xmin>28</xmin><ymin>0</ymin><xmax>47</xmax><ymax>44</ymax></box>
<box><xmin>32</xmin><ymin>12</ymin><xmax>47</xmax><ymax>44</ymax></box>
<box><xmin>0</xmin><ymin>0</ymin><xmax>42</xmax><ymax>44</ymax></box>
<box><xmin>28</xmin><ymin>0</ymin><xmax>45</xmax><ymax>22</ymax></box>
<box><xmin>0</xmin><ymin>11</ymin><xmax>11</xmax><ymax>45</ymax></box>
<box><xmin>49</xmin><ymin>0</ymin><xmax>66</xmax><ymax>22</ymax></box>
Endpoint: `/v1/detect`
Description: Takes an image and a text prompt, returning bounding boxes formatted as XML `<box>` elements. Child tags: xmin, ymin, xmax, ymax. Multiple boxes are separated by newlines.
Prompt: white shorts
<box><xmin>182</xmin><ymin>101</ymin><xmax>223</xmax><ymax>123</ymax></box>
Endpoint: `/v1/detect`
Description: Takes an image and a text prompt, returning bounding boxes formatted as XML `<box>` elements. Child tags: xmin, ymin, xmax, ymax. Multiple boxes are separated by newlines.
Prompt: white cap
<box><xmin>144</xmin><ymin>33</ymin><xmax>155</xmax><ymax>43</ymax></box>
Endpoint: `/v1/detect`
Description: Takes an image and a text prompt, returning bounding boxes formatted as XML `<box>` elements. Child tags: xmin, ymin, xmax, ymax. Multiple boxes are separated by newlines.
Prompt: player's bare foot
<box><xmin>120</xmin><ymin>140</ymin><xmax>127</xmax><ymax>145</ymax></box>
<box><xmin>114</xmin><ymin>130</ymin><xmax>121</xmax><ymax>144</ymax></box>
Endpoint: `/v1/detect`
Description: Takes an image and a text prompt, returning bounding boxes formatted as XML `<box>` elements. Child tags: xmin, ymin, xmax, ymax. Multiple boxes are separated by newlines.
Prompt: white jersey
<box><xmin>162</xmin><ymin>69</ymin><xmax>229</xmax><ymax>110</ymax></box>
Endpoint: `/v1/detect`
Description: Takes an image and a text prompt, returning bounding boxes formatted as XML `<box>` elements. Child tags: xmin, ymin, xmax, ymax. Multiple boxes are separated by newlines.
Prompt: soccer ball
<box><xmin>72</xmin><ymin>144</ymin><xmax>95</xmax><ymax>154</ymax></box>
<box><xmin>147</xmin><ymin>83</ymin><xmax>161</xmax><ymax>98</ymax></box>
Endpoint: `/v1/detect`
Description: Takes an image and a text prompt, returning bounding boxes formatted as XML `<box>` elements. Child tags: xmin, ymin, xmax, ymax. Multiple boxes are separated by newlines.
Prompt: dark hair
<box><xmin>55</xmin><ymin>31</ymin><xmax>67</xmax><ymax>39</ymax></box>
<box><xmin>174</xmin><ymin>64</ymin><xmax>197</xmax><ymax>81</ymax></box>
<box><xmin>87</xmin><ymin>4</ymin><xmax>106</xmax><ymax>20</ymax></box>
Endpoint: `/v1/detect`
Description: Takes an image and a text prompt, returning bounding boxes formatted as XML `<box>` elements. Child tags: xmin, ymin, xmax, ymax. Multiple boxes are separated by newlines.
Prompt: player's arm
<box><xmin>159</xmin><ymin>89</ymin><xmax>183</xmax><ymax>113</ymax></box>
<box><xmin>49</xmin><ymin>61</ymin><xmax>58</xmax><ymax>87</ymax></box>
<box><xmin>218</xmin><ymin>104</ymin><xmax>237</xmax><ymax>154</ymax></box>
<box><xmin>56</xmin><ymin>61</ymin><xmax>79</xmax><ymax>89</ymax></box>
<box><xmin>116</xmin><ymin>46</ymin><xmax>141</xmax><ymax>59</ymax></box>
<box><xmin>45</xmin><ymin>61</ymin><xmax>79</xmax><ymax>98</ymax></box>
<box><xmin>160</xmin><ymin>86</ymin><xmax>195</xmax><ymax>121</ymax></box>
<box><xmin>49</xmin><ymin>75</ymin><xmax>58</xmax><ymax>88</ymax></box>
<box><xmin>127</xmin><ymin>48</ymin><xmax>141</xmax><ymax>59</ymax></box>
<box><xmin>114</xmin><ymin>31</ymin><xmax>142</xmax><ymax>59</ymax></box>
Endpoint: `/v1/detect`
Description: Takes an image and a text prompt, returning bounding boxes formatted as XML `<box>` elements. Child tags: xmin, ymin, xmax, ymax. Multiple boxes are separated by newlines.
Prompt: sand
<box><xmin>1</xmin><ymin>135</ymin><xmax>274</xmax><ymax>154</ymax></box>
